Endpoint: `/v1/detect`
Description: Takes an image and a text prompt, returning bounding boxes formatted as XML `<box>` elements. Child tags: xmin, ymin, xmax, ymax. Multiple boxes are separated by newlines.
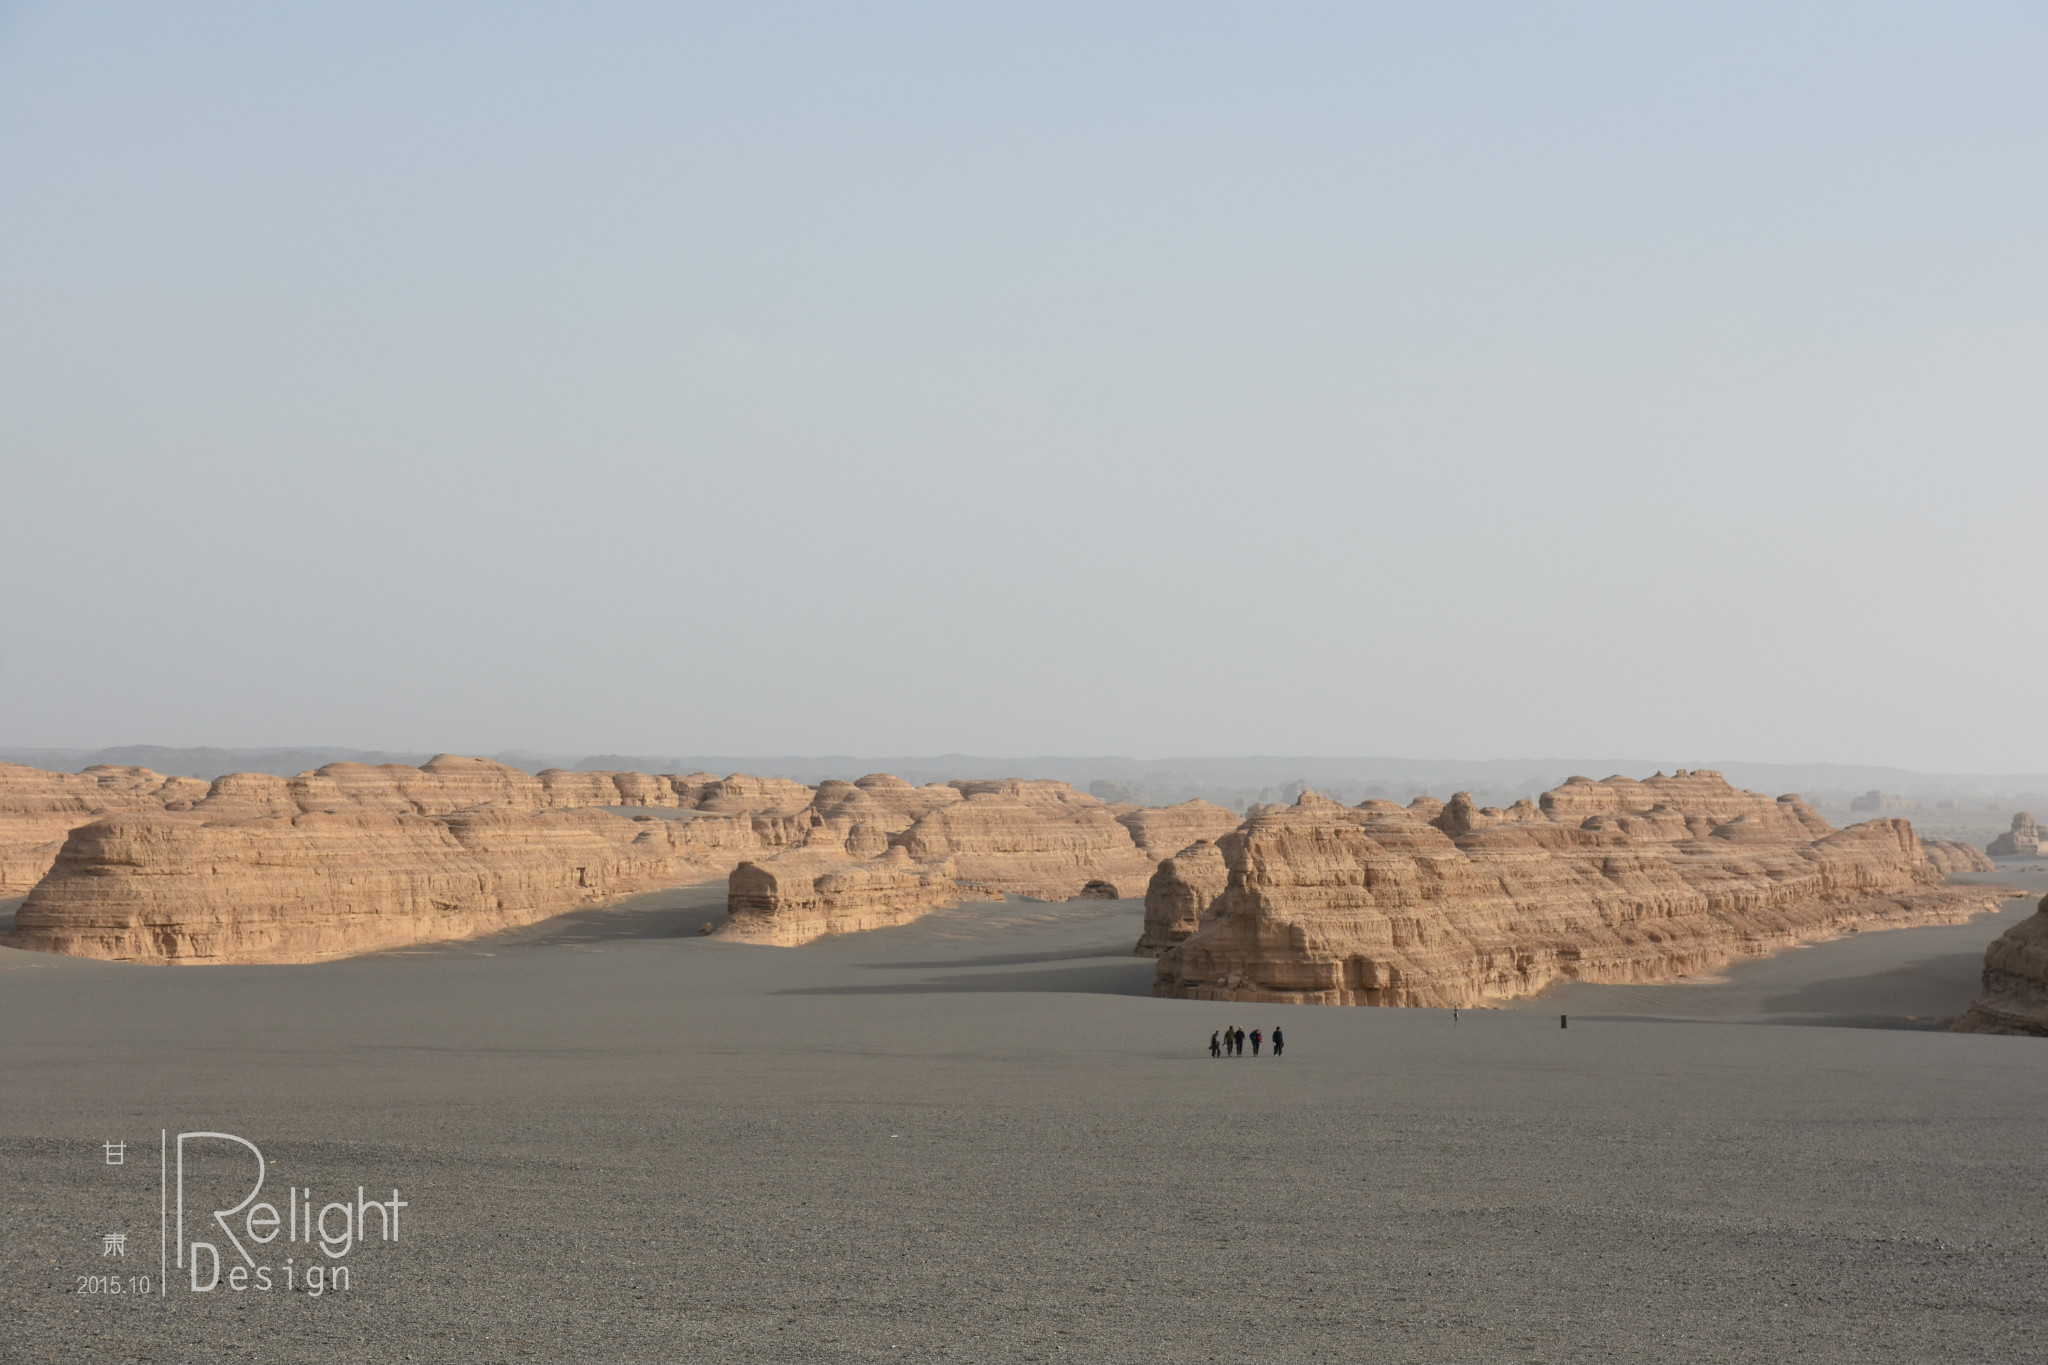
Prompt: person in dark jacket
<box><xmin>1233</xmin><ymin>1026</ymin><xmax>1246</xmax><ymax>1055</ymax></box>
<box><xmin>1250</xmin><ymin>1028</ymin><xmax>1263</xmax><ymax>1056</ymax></box>
<box><xmin>1209</xmin><ymin>1030</ymin><xmax>1221</xmax><ymax>1058</ymax></box>
<box><xmin>1272</xmin><ymin>1027</ymin><xmax>1284</xmax><ymax>1057</ymax></box>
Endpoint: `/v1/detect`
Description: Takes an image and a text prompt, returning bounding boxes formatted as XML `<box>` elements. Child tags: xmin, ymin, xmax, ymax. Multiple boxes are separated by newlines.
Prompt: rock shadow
<box><xmin>383</xmin><ymin>883</ymin><xmax>731</xmax><ymax>953</ymax></box>
<box><xmin>865</xmin><ymin>944</ymin><xmax>1143</xmax><ymax>971</ymax></box>
<box><xmin>778</xmin><ymin>961</ymin><xmax>1157</xmax><ymax>997</ymax></box>
<box><xmin>1756</xmin><ymin>952</ymin><xmax>1991</xmax><ymax>1023</ymax></box>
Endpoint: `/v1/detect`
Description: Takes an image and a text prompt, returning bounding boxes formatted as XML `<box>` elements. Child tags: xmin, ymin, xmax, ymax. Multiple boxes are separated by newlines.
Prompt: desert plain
<box><xmin>5</xmin><ymin>859</ymin><xmax>2047</xmax><ymax>1364</ymax></box>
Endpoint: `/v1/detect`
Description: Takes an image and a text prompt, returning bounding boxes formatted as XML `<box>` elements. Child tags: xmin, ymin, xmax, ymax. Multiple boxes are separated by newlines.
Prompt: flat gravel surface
<box><xmin>4</xmin><ymin>880</ymin><xmax>2046</xmax><ymax>1363</ymax></box>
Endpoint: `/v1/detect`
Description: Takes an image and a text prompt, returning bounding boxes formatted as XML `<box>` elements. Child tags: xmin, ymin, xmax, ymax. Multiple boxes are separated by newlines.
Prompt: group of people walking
<box><xmin>1210</xmin><ymin>1025</ymin><xmax>1282</xmax><ymax>1057</ymax></box>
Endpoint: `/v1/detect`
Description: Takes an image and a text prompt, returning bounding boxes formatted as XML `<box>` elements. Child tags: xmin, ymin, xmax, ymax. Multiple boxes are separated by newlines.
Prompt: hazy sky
<box><xmin>2</xmin><ymin>3</ymin><xmax>2042</xmax><ymax>770</ymax></box>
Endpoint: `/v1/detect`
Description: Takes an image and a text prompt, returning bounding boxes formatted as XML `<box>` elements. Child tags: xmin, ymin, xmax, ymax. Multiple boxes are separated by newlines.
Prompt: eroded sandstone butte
<box><xmin>1111</xmin><ymin>800</ymin><xmax>1242</xmax><ymax>864</ymax></box>
<box><xmin>710</xmin><ymin>780</ymin><xmax>1229</xmax><ymax>946</ymax></box>
<box><xmin>1988</xmin><ymin>813</ymin><xmax>2042</xmax><ymax>857</ymax></box>
<box><xmin>1921</xmin><ymin>838</ymin><xmax>1997</xmax><ymax>875</ymax></box>
<box><xmin>1134</xmin><ymin>837</ymin><xmax>1236</xmax><ymax>956</ymax></box>
<box><xmin>10</xmin><ymin>758</ymin><xmax>1218</xmax><ymax>960</ymax></box>
<box><xmin>1152</xmin><ymin>770</ymin><xmax>2015</xmax><ymax>1007</ymax></box>
<box><xmin>0</xmin><ymin>763</ymin><xmax>209</xmax><ymax>894</ymax></box>
<box><xmin>5</xmin><ymin>755</ymin><xmax>821</xmax><ymax>963</ymax></box>
<box><xmin>1953</xmin><ymin>895</ymin><xmax>2048</xmax><ymax>1036</ymax></box>
<box><xmin>14</xmin><ymin>805</ymin><xmax>781</xmax><ymax>964</ymax></box>
<box><xmin>0</xmin><ymin>754</ymin><xmax>730</xmax><ymax>894</ymax></box>
<box><xmin>889</xmin><ymin>779</ymin><xmax>1167</xmax><ymax>900</ymax></box>
<box><xmin>721</xmin><ymin>846</ymin><xmax>994</xmax><ymax>946</ymax></box>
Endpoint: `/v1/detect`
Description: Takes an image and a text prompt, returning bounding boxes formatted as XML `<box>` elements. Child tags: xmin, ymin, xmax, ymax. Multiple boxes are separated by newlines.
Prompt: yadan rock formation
<box><xmin>1953</xmin><ymin>896</ymin><xmax>2048</xmax><ymax>1036</ymax></box>
<box><xmin>1988</xmin><ymin>813</ymin><xmax>2042</xmax><ymax>857</ymax></box>
<box><xmin>14</xmin><ymin>804</ymin><xmax>781</xmax><ymax>964</ymax></box>
<box><xmin>1134</xmin><ymin>837</ymin><xmax>1237</xmax><ymax>955</ymax></box>
<box><xmin>1920</xmin><ymin>838</ymin><xmax>1998</xmax><ymax>875</ymax></box>
<box><xmin>884</xmin><ymin>779</ymin><xmax>1168</xmax><ymax>900</ymax></box>
<box><xmin>0</xmin><ymin>754</ymin><xmax>732</xmax><ymax>896</ymax></box>
<box><xmin>5</xmin><ymin>755</ymin><xmax>835</xmax><ymax>963</ymax></box>
<box><xmin>1152</xmin><ymin>770</ymin><xmax>2016</xmax><ymax>1007</ymax></box>
<box><xmin>0</xmin><ymin>763</ymin><xmax>209</xmax><ymax>893</ymax></box>
<box><xmin>1110</xmin><ymin>800</ymin><xmax>1242</xmax><ymax>864</ymax></box>
<box><xmin>708</xmin><ymin>780</ymin><xmax>1231</xmax><ymax>946</ymax></box>
<box><xmin>8</xmin><ymin>757</ymin><xmax>1218</xmax><ymax>960</ymax></box>
<box><xmin>720</xmin><ymin>846</ymin><xmax>992</xmax><ymax>946</ymax></box>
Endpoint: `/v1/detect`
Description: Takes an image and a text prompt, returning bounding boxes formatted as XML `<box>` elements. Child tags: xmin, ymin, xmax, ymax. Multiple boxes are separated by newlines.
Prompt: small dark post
<box><xmin>1560</xmin><ymin>1014</ymin><xmax>1568</xmax><ymax>1029</ymax></box>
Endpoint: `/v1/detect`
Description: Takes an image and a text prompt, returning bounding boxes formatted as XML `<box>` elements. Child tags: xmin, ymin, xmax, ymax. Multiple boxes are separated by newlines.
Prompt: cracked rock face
<box><xmin>1153</xmin><ymin>770</ymin><xmax>2014</xmax><ymax>1008</ymax></box>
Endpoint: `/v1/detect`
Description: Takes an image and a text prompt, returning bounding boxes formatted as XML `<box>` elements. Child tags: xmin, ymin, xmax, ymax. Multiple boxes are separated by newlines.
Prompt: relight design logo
<box><xmin>148</xmin><ymin>1131</ymin><xmax>407</xmax><ymax>1296</ymax></box>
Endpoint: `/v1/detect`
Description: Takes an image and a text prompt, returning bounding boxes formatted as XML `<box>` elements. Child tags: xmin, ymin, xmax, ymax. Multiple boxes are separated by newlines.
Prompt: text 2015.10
<box><xmin>74</xmin><ymin>1275</ymin><xmax>150</xmax><ymax>1294</ymax></box>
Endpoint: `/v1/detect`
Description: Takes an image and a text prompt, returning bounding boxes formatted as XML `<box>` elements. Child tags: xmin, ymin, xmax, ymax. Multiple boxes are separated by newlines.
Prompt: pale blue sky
<box><xmin>1</xmin><ymin>3</ymin><xmax>2042</xmax><ymax>769</ymax></box>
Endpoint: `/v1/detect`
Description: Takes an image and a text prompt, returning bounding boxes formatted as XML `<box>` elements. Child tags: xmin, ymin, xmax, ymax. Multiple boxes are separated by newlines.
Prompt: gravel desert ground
<box><xmin>5</xmin><ymin>872</ymin><xmax>2047</xmax><ymax>1363</ymax></box>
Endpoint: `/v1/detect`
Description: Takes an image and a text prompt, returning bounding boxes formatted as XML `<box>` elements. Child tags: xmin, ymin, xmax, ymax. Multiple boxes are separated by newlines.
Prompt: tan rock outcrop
<box><xmin>1114</xmin><ymin>800</ymin><xmax>1242</xmax><ymax>862</ymax></box>
<box><xmin>691</xmin><ymin>774</ymin><xmax>818</xmax><ymax>816</ymax></box>
<box><xmin>708</xmin><ymin>778</ymin><xmax>1185</xmax><ymax>945</ymax></box>
<box><xmin>1953</xmin><ymin>896</ymin><xmax>2048</xmax><ymax>1035</ymax></box>
<box><xmin>892</xmin><ymin>779</ymin><xmax>1162</xmax><ymax>900</ymax></box>
<box><xmin>1154</xmin><ymin>771</ymin><xmax>2014</xmax><ymax>1007</ymax></box>
<box><xmin>0</xmin><ymin>763</ymin><xmax>208</xmax><ymax>893</ymax></box>
<box><xmin>1988</xmin><ymin>813</ymin><xmax>2042</xmax><ymax>857</ymax></box>
<box><xmin>804</xmin><ymin>775</ymin><xmax>964</xmax><ymax>836</ymax></box>
<box><xmin>11</xmin><ymin>804</ymin><xmax>778</xmax><ymax>964</ymax></box>
<box><xmin>9</xmin><ymin>757</ymin><xmax>1224</xmax><ymax>961</ymax></box>
<box><xmin>1</xmin><ymin>756</ymin><xmax>835</xmax><ymax>963</ymax></box>
<box><xmin>1431</xmin><ymin>792</ymin><xmax>1544</xmax><ymax>836</ymax></box>
<box><xmin>1134</xmin><ymin>838</ymin><xmax>1235</xmax><ymax>956</ymax></box>
<box><xmin>1922</xmin><ymin>838</ymin><xmax>1998</xmax><ymax>875</ymax></box>
<box><xmin>169</xmin><ymin>757</ymin><xmax>716</xmax><ymax>823</ymax></box>
<box><xmin>1407</xmin><ymin>795</ymin><xmax>1446</xmax><ymax>822</ymax></box>
<box><xmin>536</xmin><ymin>768</ymin><xmax>695</xmax><ymax>810</ymax></box>
<box><xmin>718</xmin><ymin>845</ymin><xmax>994</xmax><ymax>946</ymax></box>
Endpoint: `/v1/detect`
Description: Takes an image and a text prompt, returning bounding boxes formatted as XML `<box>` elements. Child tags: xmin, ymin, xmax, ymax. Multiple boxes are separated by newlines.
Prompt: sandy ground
<box><xmin>4</xmin><ymin>875</ymin><xmax>2046</xmax><ymax>1364</ymax></box>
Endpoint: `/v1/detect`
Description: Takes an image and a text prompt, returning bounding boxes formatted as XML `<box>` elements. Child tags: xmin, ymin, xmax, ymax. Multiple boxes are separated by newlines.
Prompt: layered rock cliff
<box><xmin>1134</xmin><ymin>837</ymin><xmax>1237</xmax><ymax>955</ymax></box>
<box><xmin>1921</xmin><ymin>838</ymin><xmax>1998</xmax><ymax>875</ymax></box>
<box><xmin>1153</xmin><ymin>770</ymin><xmax>2014</xmax><ymax>1007</ymax></box>
<box><xmin>0</xmin><ymin>763</ymin><xmax>209</xmax><ymax>893</ymax></box>
<box><xmin>719</xmin><ymin>846</ymin><xmax>996</xmax><ymax>946</ymax></box>
<box><xmin>4</xmin><ymin>756</ymin><xmax>821</xmax><ymax>963</ymax></box>
<box><xmin>1113</xmin><ymin>800</ymin><xmax>1242</xmax><ymax>863</ymax></box>
<box><xmin>889</xmin><ymin>780</ymin><xmax>1165</xmax><ymax>900</ymax></box>
<box><xmin>0</xmin><ymin>755</ymin><xmax>737</xmax><ymax>894</ymax></box>
<box><xmin>709</xmin><ymin>777</ymin><xmax>1195</xmax><ymax>946</ymax></box>
<box><xmin>9</xmin><ymin>759</ymin><xmax>1213</xmax><ymax>961</ymax></box>
<box><xmin>1953</xmin><ymin>896</ymin><xmax>2048</xmax><ymax>1036</ymax></box>
<box><xmin>12</xmin><ymin>804</ymin><xmax>778</xmax><ymax>964</ymax></box>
